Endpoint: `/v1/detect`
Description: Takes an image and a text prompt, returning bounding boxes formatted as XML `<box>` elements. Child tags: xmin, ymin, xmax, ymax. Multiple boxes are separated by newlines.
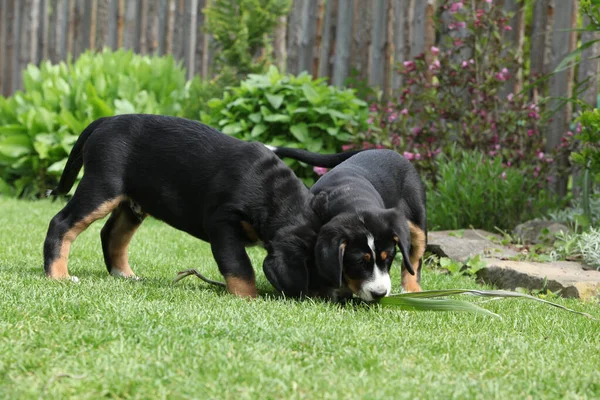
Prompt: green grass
<box><xmin>0</xmin><ymin>198</ymin><xmax>599</xmax><ymax>400</ymax></box>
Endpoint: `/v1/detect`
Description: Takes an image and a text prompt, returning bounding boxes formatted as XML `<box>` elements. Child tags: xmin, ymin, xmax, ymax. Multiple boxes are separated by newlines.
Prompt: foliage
<box><xmin>0</xmin><ymin>49</ymin><xmax>189</xmax><ymax>198</ymax></box>
<box><xmin>350</xmin><ymin>0</ymin><xmax>551</xmax><ymax>187</ymax></box>
<box><xmin>204</xmin><ymin>0</ymin><xmax>291</xmax><ymax>76</ymax></box>
<box><xmin>438</xmin><ymin>254</ymin><xmax>487</xmax><ymax>277</ymax></box>
<box><xmin>426</xmin><ymin>149</ymin><xmax>557</xmax><ymax>232</ymax></box>
<box><xmin>179</xmin><ymin>69</ymin><xmax>239</xmax><ymax>121</ymax></box>
<box><xmin>201</xmin><ymin>66</ymin><xmax>369</xmax><ymax>185</ymax></box>
<box><xmin>553</xmin><ymin>228</ymin><xmax>600</xmax><ymax>271</ymax></box>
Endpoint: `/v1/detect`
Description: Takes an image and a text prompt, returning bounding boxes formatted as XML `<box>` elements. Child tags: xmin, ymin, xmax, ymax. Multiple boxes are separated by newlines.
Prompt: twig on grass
<box><xmin>173</xmin><ymin>269</ymin><xmax>227</xmax><ymax>288</ymax></box>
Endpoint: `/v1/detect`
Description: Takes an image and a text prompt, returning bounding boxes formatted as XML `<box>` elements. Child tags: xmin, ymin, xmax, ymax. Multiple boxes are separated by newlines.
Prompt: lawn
<box><xmin>0</xmin><ymin>198</ymin><xmax>598</xmax><ymax>400</ymax></box>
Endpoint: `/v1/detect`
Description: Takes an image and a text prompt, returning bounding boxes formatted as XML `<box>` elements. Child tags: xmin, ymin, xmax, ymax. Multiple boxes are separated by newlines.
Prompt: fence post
<box><xmin>369</xmin><ymin>0</ymin><xmax>388</xmax><ymax>90</ymax></box>
<box><xmin>332</xmin><ymin>0</ymin><xmax>354</xmax><ymax>87</ymax></box>
<box><xmin>351</xmin><ymin>0</ymin><xmax>372</xmax><ymax>85</ymax></box>
<box><xmin>286</xmin><ymin>0</ymin><xmax>304</xmax><ymax>75</ymax></box>
<box><xmin>502</xmin><ymin>0</ymin><xmax>525</xmax><ymax>97</ymax></box>
<box><xmin>318</xmin><ymin>0</ymin><xmax>337</xmax><ymax>79</ymax></box>
<box><xmin>411</xmin><ymin>0</ymin><xmax>425</xmax><ymax>58</ymax></box>
<box><xmin>547</xmin><ymin>0</ymin><xmax>578</xmax><ymax>198</ymax></box>
<box><xmin>298</xmin><ymin>0</ymin><xmax>318</xmax><ymax>74</ymax></box>
<box><xmin>0</xmin><ymin>0</ymin><xmax>7</xmax><ymax>95</ymax></box>
<box><xmin>38</xmin><ymin>0</ymin><xmax>50</xmax><ymax>61</ymax></box>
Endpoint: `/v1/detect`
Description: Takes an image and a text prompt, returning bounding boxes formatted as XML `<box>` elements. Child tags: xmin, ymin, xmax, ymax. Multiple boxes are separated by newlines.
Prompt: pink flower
<box><xmin>314</xmin><ymin>166</ymin><xmax>328</xmax><ymax>176</ymax></box>
<box><xmin>500</xmin><ymin>172</ymin><xmax>507</xmax><ymax>180</ymax></box>
<box><xmin>367</xmin><ymin>117</ymin><xmax>374</xmax><ymax>124</ymax></box>
<box><xmin>342</xmin><ymin>144</ymin><xmax>354</xmax><ymax>151</ymax></box>
<box><xmin>454</xmin><ymin>39</ymin><xmax>464</xmax><ymax>47</ymax></box>
<box><xmin>566</xmin><ymin>130</ymin><xmax>573</xmax><ymax>137</ymax></box>
<box><xmin>449</xmin><ymin>1</ymin><xmax>463</xmax><ymax>13</ymax></box>
<box><xmin>403</xmin><ymin>60</ymin><xmax>416</xmax><ymax>72</ymax></box>
<box><xmin>507</xmin><ymin>93</ymin><xmax>514</xmax><ymax>102</ymax></box>
<box><xmin>412</xmin><ymin>126</ymin><xmax>422</xmax><ymax>135</ymax></box>
<box><xmin>403</xmin><ymin>151</ymin><xmax>415</xmax><ymax>161</ymax></box>
<box><xmin>388</xmin><ymin>112</ymin><xmax>398</xmax><ymax>122</ymax></box>
<box><xmin>485</xmin><ymin>0</ymin><xmax>492</xmax><ymax>3</ymax></box>
<box><xmin>527</xmin><ymin>129</ymin><xmax>534</xmax><ymax>137</ymax></box>
<box><xmin>461</xmin><ymin>60</ymin><xmax>469</xmax><ymax>68</ymax></box>
<box><xmin>429</xmin><ymin>59</ymin><xmax>441</xmax><ymax>71</ymax></box>
<box><xmin>431</xmin><ymin>46</ymin><xmax>440</xmax><ymax>56</ymax></box>
<box><xmin>401</xmin><ymin>108</ymin><xmax>409</xmax><ymax>116</ymax></box>
<box><xmin>495</xmin><ymin>68</ymin><xmax>510</xmax><ymax>81</ymax></box>
<box><xmin>537</xmin><ymin>151</ymin><xmax>544</xmax><ymax>160</ymax></box>
<box><xmin>456</xmin><ymin>22</ymin><xmax>467</xmax><ymax>29</ymax></box>
<box><xmin>504</xmin><ymin>25</ymin><xmax>512</xmax><ymax>31</ymax></box>
<box><xmin>576</xmin><ymin>123</ymin><xmax>582</xmax><ymax>133</ymax></box>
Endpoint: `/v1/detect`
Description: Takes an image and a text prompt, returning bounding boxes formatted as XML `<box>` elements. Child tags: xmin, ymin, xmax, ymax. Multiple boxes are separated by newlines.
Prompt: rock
<box><xmin>427</xmin><ymin>230</ymin><xmax>519</xmax><ymax>262</ymax></box>
<box><xmin>513</xmin><ymin>219</ymin><xmax>570</xmax><ymax>245</ymax></box>
<box><xmin>477</xmin><ymin>259</ymin><xmax>600</xmax><ymax>301</ymax></box>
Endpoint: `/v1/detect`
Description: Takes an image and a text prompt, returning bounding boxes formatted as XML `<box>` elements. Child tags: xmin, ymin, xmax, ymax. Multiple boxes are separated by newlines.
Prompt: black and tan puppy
<box><xmin>271</xmin><ymin>148</ymin><xmax>427</xmax><ymax>301</ymax></box>
<box><xmin>43</xmin><ymin>114</ymin><xmax>357</xmax><ymax>298</ymax></box>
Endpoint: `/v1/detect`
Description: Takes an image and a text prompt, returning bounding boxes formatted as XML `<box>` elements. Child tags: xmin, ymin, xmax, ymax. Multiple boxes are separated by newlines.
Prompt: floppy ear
<box><xmin>314</xmin><ymin>229</ymin><xmax>346</xmax><ymax>288</ymax></box>
<box><xmin>393</xmin><ymin>235</ymin><xmax>415</xmax><ymax>276</ymax></box>
<box><xmin>262</xmin><ymin>253</ymin><xmax>309</xmax><ymax>298</ymax></box>
<box><xmin>309</xmin><ymin>191</ymin><xmax>329</xmax><ymax>221</ymax></box>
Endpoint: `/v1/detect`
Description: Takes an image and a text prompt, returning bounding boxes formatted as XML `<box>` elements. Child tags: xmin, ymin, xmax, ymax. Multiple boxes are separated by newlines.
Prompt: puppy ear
<box><xmin>393</xmin><ymin>235</ymin><xmax>415</xmax><ymax>276</ymax></box>
<box><xmin>315</xmin><ymin>229</ymin><xmax>346</xmax><ymax>288</ymax></box>
<box><xmin>309</xmin><ymin>191</ymin><xmax>329</xmax><ymax>221</ymax></box>
<box><xmin>262</xmin><ymin>253</ymin><xmax>308</xmax><ymax>298</ymax></box>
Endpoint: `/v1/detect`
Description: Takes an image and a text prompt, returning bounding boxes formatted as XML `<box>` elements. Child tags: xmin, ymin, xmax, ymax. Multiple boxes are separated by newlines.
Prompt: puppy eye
<box><xmin>363</xmin><ymin>253</ymin><xmax>371</xmax><ymax>262</ymax></box>
<box><xmin>380</xmin><ymin>251</ymin><xmax>388</xmax><ymax>261</ymax></box>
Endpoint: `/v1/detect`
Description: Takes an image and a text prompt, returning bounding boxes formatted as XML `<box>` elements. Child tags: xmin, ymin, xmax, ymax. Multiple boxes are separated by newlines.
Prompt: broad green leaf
<box><xmin>380</xmin><ymin>296</ymin><xmax>500</xmax><ymax>318</ymax></box>
<box><xmin>0</xmin><ymin>135</ymin><xmax>32</xmax><ymax>158</ymax></box>
<box><xmin>248</xmin><ymin>112</ymin><xmax>262</xmax><ymax>123</ymax></box>
<box><xmin>222</xmin><ymin>123</ymin><xmax>244</xmax><ymax>135</ymax></box>
<box><xmin>302</xmin><ymin>84</ymin><xmax>322</xmax><ymax>104</ymax></box>
<box><xmin>266</xmin><ymin>94</ymin><xmax>284</xmax><ymax>110</ymax></box>
<box><xmin>264</xmin><ymin>114</ymin><xmax>290</xmax><ymax>123</ymax></box>
<box><xmin>290</xmin><ymin>123</ymin><xmax>308</xmax><ymax>142</ymax></box>
<box><xmin>0</xmin><ymin>125</ymin><xmax>27</xmax><ymax>136</ymax></box>
<box><xmin>381</xmin><ymin>289</ymin><xmax>596</xmax><ymax>319</ymax></box>
<box><xmin>114</xmin><ymin>99</ymin><xmax>136</xmax><ymax>115</ymax></box>
<box><xmin>251</xmin><ymin>123</ymin><xmax>268</xmax><ymax>138</ymax></box>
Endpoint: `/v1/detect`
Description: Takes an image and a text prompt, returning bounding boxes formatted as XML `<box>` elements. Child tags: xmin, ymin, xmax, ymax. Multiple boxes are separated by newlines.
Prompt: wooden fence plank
<box><xmin>96</xmin><ymin>0</ymin><xmax>110</xmax><ymax>50</ymax></box>
<box><xmin>298</xmin><ymin>0</ymin><xmax>318</xmax><ymax>74</ymax></box>
<box><xmin>72</xmin><ymin>0</ymin><xmax>88</xmax><ymax>59</ymax></box>
<box><xmin>286</xmin><ymin>0</ymin><xmax>304</xmax><ymax>75</ymax></box>
<box><xmin>312</xmin><ymin>0</ymin><xmax>324</xmax><ymax>76</ymax></box>
<box><xmin>123</xmin><ymin>0</ymin><xmax>139</xmax><ymax>51</ymax></box>
<box><xmin>138</xmin><ymin>0</ymin><xmax>148</xmax><ymax>54</ymax></box>
<box><xmin>352</xmin><ymin>0</ymin><xmax>372</xmax><ymax>84</ymax></box>
<box><xmin>332</xmin><ymin>0</ymin><xmax>354</xmax><ymax>87</ymax></box>
<box><xmin>66</xmin><ymin>0</ymin><xmax>75</xmax><ymax>56</ymax></box>
<box><xmin>369</xmin><ymin>0</ymin><xmax>388</xmax><ymax>88</ymax></box>
<box><xmin>38</xmin><ymin>0</ymin><xmax>50</xmax><ymax>61</ymax></box>
<box><xmin>184</xmin><ymin>0</ymin><xmax>199</xmax><ymax>78</ymax></box>
<box><xmin>172</xmin><ymin>0</ymin><xmax>185</xmax><ymax>60</ymax></box>
<box><xmin>193</xmin><ymin>0</ymin><xmax>205</xmax><ymax>76</ymax></box>
<box><xmin>0</xmin><ymin>0</ymin><xmax>7</xmax><ymax>95</ymax></box>
<box><xmin>317</xmin><ymin>0</ymin><xmax>337</xmax><ymax>78</ymax></box>
<box><xmin>17</xmin><ymin>0</ymin><xmax>31</xmax><ymax>91</ymax></box>
<box><xmin>578</xmin><ymin>15</ymin><xmax>600</xmax><ymax>109</ymax></box>
<box><xmin>274</xmin><ymin>15</ymin><xmax>288</xmax><ymax>71</ymax></box>
<box><xmin>502</xmin><ymin>0</ymin><xmax>525</xmax><ymax>96</ymax></box>
<box><xmin>411</xmin><ymin>0</ymin><xmax>425</xmax><ymax>58</ymax></box>
<box><xmin>146</xmin><ymin>0</ymin><xmax>160</xmax><ymax>54</ymax></box>
<box><xmin>89</xmin><ymin>0</ymin><xmax>97</xmax><ymax>50</ymax></box>
<box><xmin>201</xmin><ymin>0</ymin><xmax>211</xmax><ymax>78</ymax></box>
<box><xmin>547</xmin><ymin>0</ymin><xmax>577</xmax><ymax>197</ymax></box>
<box><xmin>530</xmin><ymin>0</ymin><xmax>549</xmax><ymax>80</ymax></box>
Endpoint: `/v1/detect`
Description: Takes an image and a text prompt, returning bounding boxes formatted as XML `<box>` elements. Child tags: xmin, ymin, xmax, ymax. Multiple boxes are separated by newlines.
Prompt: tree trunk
<box><xmin>273</xmin><ymin>15</ymin><xmax>288</xmax><ymax>72</ymax></box>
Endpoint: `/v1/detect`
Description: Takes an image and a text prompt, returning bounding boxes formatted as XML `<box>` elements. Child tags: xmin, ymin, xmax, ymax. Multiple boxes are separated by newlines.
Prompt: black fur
<box><xmin>271</xmin><ymin>147</ymin><xmax>427</xmax><ymax>299</ymax></box>
<box><xmin>43</xmin><ymin>114</ymin><xmax>355</xmax><ymax>298</ymax></box>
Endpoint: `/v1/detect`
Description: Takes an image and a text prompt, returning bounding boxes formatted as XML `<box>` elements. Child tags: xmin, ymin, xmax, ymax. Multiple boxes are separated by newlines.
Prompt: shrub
<box><xmin>204</xmin><ymin>0</ymin><xmax>291</xmax><ymax>76</ymax></box>
<box><xmin>426</xmin><ymin>149</ymin><xmax>557</xmax><ymax>232</ymax></box>
<box><xmin>351</xmin><ymin>0</ymin><xmax>551</xmax><ymax>187</ymax></box>
<box><xmin>201</xmin><ymin>66</ymin><xmax>370</xmax><ymax>185</ymax></box>
<box><xmin>179</xmin><ymin>70</ymin><xmax>239</xmax><ymax>121</ymax></box>
<box><xmin>0</xmin><ymin>49</ymin><xmax>189</xmax><ymax>198</ymax></box>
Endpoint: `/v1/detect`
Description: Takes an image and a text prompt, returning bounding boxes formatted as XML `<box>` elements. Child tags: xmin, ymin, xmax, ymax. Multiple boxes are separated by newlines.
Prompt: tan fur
<box><xmin>108</xmin><ymin>210</ymin><xmax>146</xmax><ymax>277</ymax></box>
<box><xmin>47</xmin><ymin>197</ymin><xmax>125</xmax><ymax>279</ymax></box>
<box><xmin>225</xmin><ymin>276</ymin><xmax>258</xmax><ymax>298</ymax></box>
<box><xmin>240</xmin><ymin>221</ymin><xmax>260</xmax><ymax>243</ymax></box>
<box><xmin>401</xmin><ymin>221</ymin><xmax>426</xmax><ymax>293</ymax></box>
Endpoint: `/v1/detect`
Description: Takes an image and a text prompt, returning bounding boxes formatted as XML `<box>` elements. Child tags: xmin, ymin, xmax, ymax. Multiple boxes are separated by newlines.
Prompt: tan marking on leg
<box><xmin>225</xmin><ymin>276</ymin><xmax>258</xmax><ymax>298</ymax></box>
<box><xmin>240</xmin><ymin>221</ymin><xmax>260</xmax><ymax>244</ymax></box>
<box><xmin>109</xmin><ymin>211</ymin><xmax>146</xmax><ymax>277</ymax></box>
<box><xmin>401</xmin><ymin>221</ymin><xmax>426</xmax><ymax>293</ymax></box>
<box><xmin>47</xmin><ymin>197</ymin><xmax>125</xmax><ymax>280</ymax></box>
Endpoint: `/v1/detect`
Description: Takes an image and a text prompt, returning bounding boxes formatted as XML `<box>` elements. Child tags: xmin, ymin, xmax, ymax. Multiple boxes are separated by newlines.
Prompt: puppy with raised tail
<box><xmin>272</xmin><ymin>147</ymin><xmax>427</xmax><ymax>301</ymax></box>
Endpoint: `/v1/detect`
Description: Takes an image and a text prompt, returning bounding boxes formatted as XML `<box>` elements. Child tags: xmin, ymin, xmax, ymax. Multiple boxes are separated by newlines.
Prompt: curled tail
<box><xmin>267</xmin><ymin>145</ymin><xmax>363</xmax><ymax>168</ymax></box>
<box><xmin>47</xmin><ymin>117</ymin><xmax>109</xmax><ymax>198</ymax></box>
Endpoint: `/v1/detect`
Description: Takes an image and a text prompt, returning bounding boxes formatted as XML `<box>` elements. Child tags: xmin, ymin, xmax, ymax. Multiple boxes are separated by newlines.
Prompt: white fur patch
<box><xmin>110</xmin><ymin>270</ymin><xmax>140</xmax><ymax>280</ymax></box>
<box><xmin>69</xmin><ymin>276</ymin><xmax>80</xmax><ymax>284</ymax></box>
<box><xmin>357</xmin><ymin>266</ymin><xmax>391</xmax><ymax>302</ymax></box>
<box><xmin>264</xmin><ymin>144</ymin><xmax>277</xmax><ymax>151</ymax></box>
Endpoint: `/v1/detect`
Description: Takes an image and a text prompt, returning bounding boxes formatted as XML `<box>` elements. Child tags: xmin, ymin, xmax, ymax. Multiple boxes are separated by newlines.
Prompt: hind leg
<box><xmin>401</xmin><ymin>221</ymin><xmax>426</xmax><ymax>293</ymax></box>
<box><xmin>43</xmin><ymin>178</ymin><xmax>124</xmax><ymax>280</ymax></box>
<box><xmin>100</xmin><ymin>200</ymin><xmax>146</xmax><ymax>278</ymax></box>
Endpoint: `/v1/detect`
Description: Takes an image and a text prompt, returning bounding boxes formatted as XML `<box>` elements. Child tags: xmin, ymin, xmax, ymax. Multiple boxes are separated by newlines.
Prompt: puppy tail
<box><xmin>47</xmin><ymin>117</ymin><xmax>108</xmax><ymax>198</ymax></box>
<box><xmin>266</xmin><ymin>145</ymin><xmax>363</xmax><ymax>168</ymax></box>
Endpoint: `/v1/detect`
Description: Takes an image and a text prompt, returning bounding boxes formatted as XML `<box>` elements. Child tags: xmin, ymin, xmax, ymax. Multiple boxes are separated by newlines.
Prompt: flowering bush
<box><xmin>351</xmin><ymin>0</ymin><xmax>552</xmax><ymax>186</ymax></box>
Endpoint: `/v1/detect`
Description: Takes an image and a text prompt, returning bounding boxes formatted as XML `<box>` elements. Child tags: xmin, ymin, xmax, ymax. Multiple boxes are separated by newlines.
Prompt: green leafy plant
<box><xmin>426</xmin><ymin>149</ymin><xmax>558</xmax><ymax>231</ymax></box>
<box><xmin>0</xmin><ymin>49</ymin><xmax>189</xmax><ymax>198</ymax></box>
<box><xmin>439</xmin><ymin>254</ymin><xmax>487</xmax><ymax>277</ymax></box>
<box><xmin>201</xmin><ymin>66</ymin><xmax>369</xmax><ymax>184</ymax></box>
<box><xmin>204</xmin><ymin>0</ymin><xmax>291</xmax><ymax>76</ymax></box>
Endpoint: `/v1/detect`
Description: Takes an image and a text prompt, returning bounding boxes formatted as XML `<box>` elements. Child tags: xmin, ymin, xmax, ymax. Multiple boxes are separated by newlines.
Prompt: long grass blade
<box><xmin>381</xmin><ymin>289</ymin><xmax>596</xmax><ymax>319</ymax></box>
<box><xmin>378</xmin><ymin>296</ymin><xmax>501</xmax><ymax>318</ymax></box>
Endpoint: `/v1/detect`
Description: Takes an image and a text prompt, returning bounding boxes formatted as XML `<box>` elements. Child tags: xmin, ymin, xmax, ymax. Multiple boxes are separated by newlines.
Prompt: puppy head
<box><xmin>262</xmin><ymin>192</ymin><xmax>328</xmax><ymax>298</ymax></box>
<box><xmin>314</xmin><ymin>210</ymin><xmax>414</xmax><ymax>302</ymax></box>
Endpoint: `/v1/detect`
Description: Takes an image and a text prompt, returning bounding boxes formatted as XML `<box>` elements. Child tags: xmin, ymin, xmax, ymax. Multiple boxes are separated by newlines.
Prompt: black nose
<box><xmin>370</xmin><ymin>290</ymin><xmax>387</xmax><ymax>300</ymax></box>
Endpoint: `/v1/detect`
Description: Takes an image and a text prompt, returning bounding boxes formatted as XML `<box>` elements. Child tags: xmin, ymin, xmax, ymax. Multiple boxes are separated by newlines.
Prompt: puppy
<box><xmin>272</xmin><ymin>148</ymin><xmax>427</xmax><ymax>301</ymax></box>
<box><xmin>43</xmin><ymin>114</ymin><xmax>357</xmax><ymax>298</ymax></box>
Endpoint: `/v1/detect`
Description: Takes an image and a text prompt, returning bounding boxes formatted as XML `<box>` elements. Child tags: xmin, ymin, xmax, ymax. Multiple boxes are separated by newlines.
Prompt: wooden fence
<box><xmin>0</xmin><ymin>0</ymin><xmax>599</xmax><ymax>194</ymax></box>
